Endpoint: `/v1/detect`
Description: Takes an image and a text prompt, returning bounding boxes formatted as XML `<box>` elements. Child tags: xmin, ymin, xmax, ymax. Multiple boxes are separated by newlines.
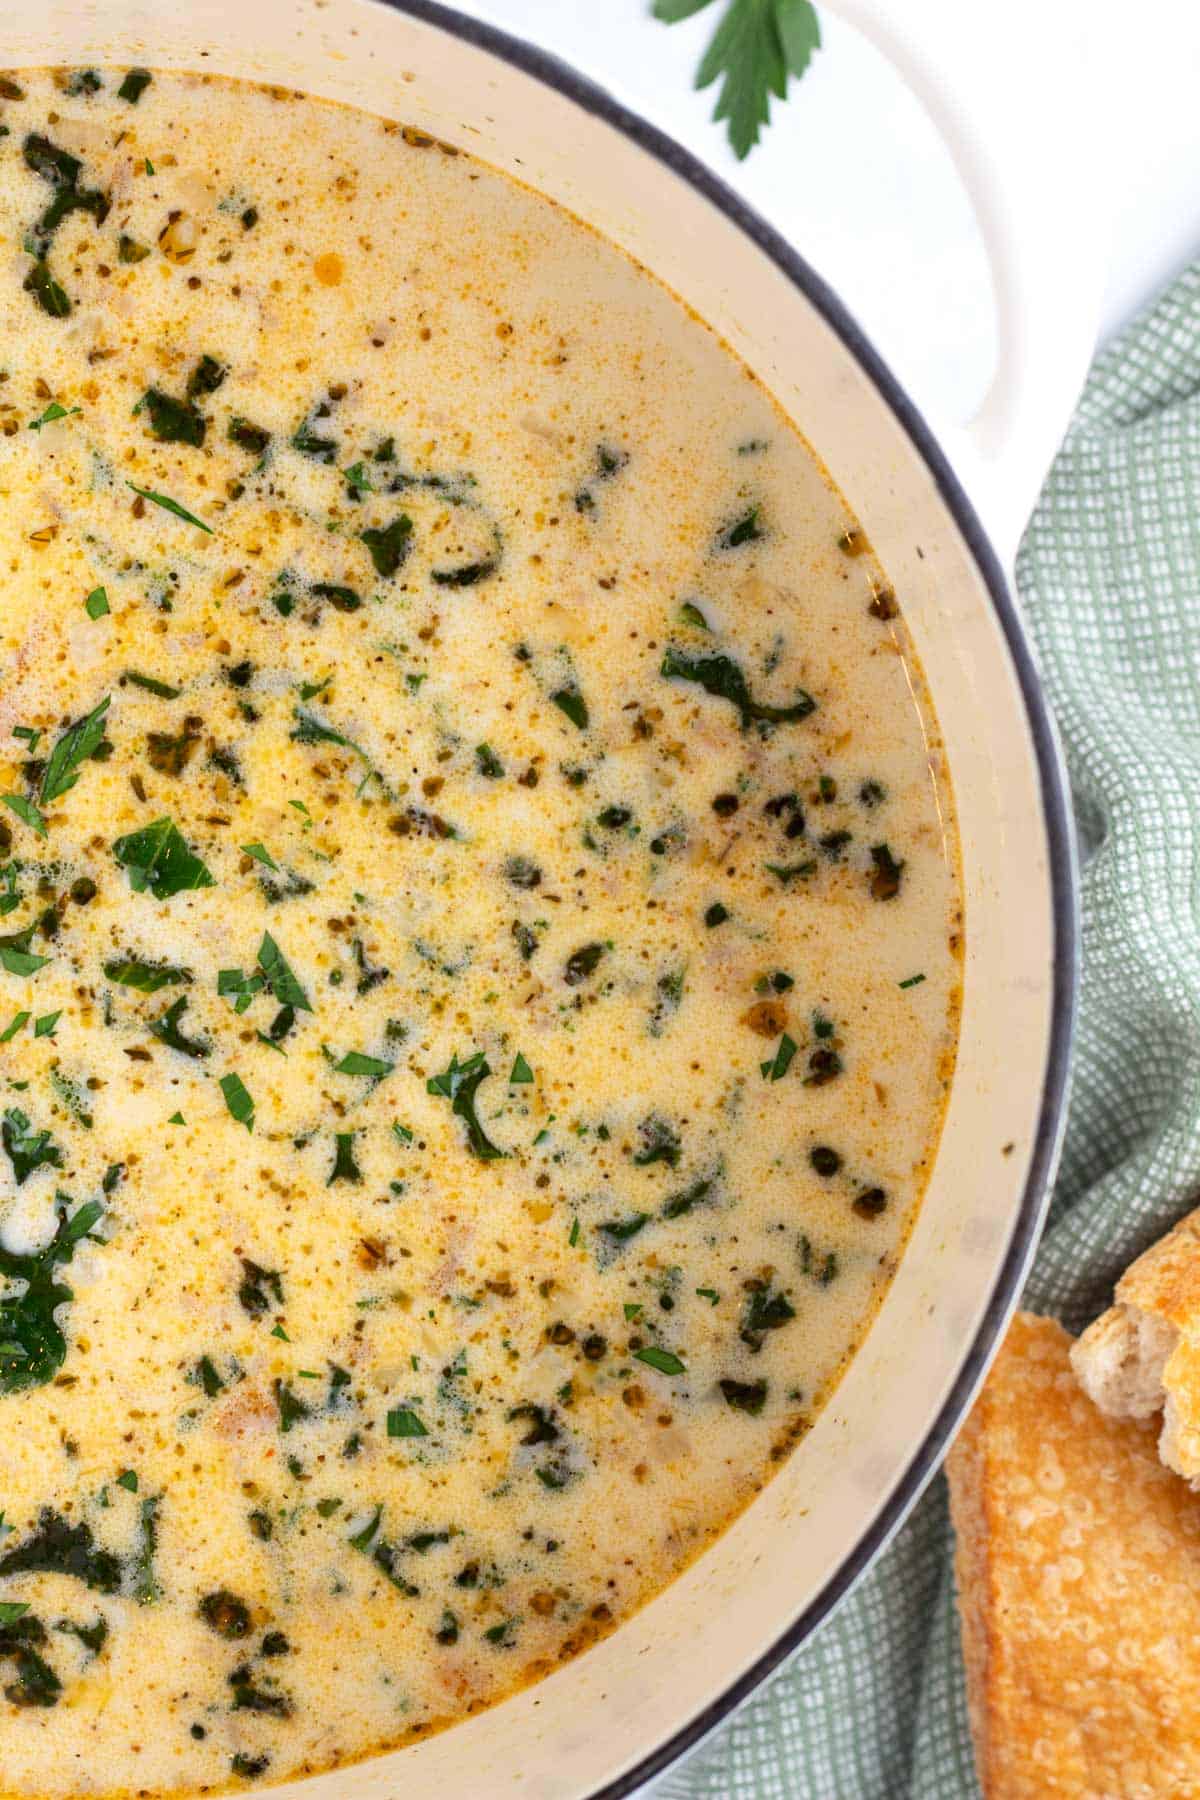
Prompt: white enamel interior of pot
<box><xmin>2</xmin><ymin>4</ymin><xmax>1064</xmax><ymax>1794</ymax></box>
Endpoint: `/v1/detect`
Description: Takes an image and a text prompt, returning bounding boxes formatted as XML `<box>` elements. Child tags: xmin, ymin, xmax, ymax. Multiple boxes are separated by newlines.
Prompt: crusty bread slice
<box><xmin>1071</xmin><ymin>1205</ymin><xmax>1200</xmax><ymax>1485</ymax></box>
<box><xmin>946</xmin><ymin>1311</ymin><xmax>1200</xmax><ymax>1799</ymax></box>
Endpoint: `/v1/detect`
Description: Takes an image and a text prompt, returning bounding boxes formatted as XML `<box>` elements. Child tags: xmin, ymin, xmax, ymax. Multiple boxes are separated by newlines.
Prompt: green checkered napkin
<box><xmin>656</xmin><ymin>260</ymin><xmax>1200</xmax><ymax>1799</ymax></box>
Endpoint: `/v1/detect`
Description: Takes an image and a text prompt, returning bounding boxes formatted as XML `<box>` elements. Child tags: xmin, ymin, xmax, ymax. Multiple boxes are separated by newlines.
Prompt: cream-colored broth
<box><xmin>0</xmin><ymin>69</ymin><xmax>959</xmax><ymax>1798</ymax></box>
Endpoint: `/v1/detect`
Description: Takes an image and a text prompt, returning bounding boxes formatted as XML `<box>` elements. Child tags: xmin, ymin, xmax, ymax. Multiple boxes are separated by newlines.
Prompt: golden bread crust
<box><xmin>946</xmin><ymin>1311</ymin><xmax>1200</xmax><ymax>1799</ymax></box>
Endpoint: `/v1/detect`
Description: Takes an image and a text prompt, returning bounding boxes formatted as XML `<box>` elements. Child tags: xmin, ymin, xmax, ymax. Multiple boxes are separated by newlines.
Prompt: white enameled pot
<box><xmin>3</xmin><ymin>3</ymin><xmax>1084</xmax><ymax>1794</ymax></box>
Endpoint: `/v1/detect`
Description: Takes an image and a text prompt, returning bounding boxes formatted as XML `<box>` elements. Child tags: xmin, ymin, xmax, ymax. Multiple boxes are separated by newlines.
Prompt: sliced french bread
<box><xmin>947</xmin><ymin>1311</ymin><xmax>1200</xmax><ymax>1798</ymax></box>
<box><xmin>1071</xmin><ymin>1205</ymin><xmax>1200</xmax><ymax>1485</ymax></box>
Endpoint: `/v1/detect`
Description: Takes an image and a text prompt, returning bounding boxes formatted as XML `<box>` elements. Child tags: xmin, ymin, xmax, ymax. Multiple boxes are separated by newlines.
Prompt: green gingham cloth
<box><xmin>654</xmin><ymin>260</ymin><xmax>1200</xmax><ymax>1800</ymax></box>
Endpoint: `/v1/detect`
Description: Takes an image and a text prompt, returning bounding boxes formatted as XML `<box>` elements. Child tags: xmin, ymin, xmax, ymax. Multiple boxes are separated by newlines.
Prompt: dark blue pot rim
<box><xmin>363</xmin><ymin>3</ymin><xmax>1080</xmax><ymax>1790</ymax></box>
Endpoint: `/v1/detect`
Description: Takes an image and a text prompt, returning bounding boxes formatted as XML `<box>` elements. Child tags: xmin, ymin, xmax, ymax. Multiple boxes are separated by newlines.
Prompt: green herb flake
<box><xmin>899</xmin><ymin>972</ymin><xmax>926</xmax><ymax>990</ymax></box>
<box><xmin>0</xmin><ymin>1011</ymin><xmax>30</xmax><ymax>1042</ymax></box>
<box><xmin>1</xmin><ymin>794</ymin><xmax>47</xmax><ymax>838</ymax></box>
<box><xmin>103</xmin><ymin>957</ymin><xmax>189</xmax><ymax>993</ymax></box>
<box><xmin>633</xmin><ymin>1345</ymin><xmax>685</xmax><ymax>1377</ymax></box>
<box><xmin>115</xmin><ymin>1469</ymin><xmax>138</xmax><ymax>1493</ymax></box>
<box><xmin>29</xmin><ymin>402</ymin><xmax>80</xmax><ymax>430</ymax></box>
<box><xmin>509</xmin><ymin>1052</ymin><xmax>534</xmax><ymax>1085</ymax></box>
<box><xmin>386</xmin><ymin>1407</ymin><xmax>428</xmax><ymax>1439</ymax></box>
<box><xmin>113</xmin><ymin>818</ymin><xmax>215</xmax><ymax>899</ymax></box>
<box><xmin>126</xmin><ymin>481</ymin><xmax>213</xmax><ymax>534</ymax></box>
<box><xmin>219</xmin><ymin>1073</ymin><xmax>255</xmax><ymax>1132</ymax></box>
<box><xmin>0</xmin><ymin>941</ymin><xmax>51</xmax><ymax>978</ymax></box>
<box><xmin>426</xmin><ymin>1051</ymin><xmax>505</xmax><ymax>1162</ymax></box>
<box><xmin>40</xmin><ymin>695</ymin><xmax>110</xmax><ymax>805</ymax></box>
<box><xmin>84</xmin><ymin>587</ymin><xmax>110</xmax><ymax>620</ymax></box>
<box><xmin>760</xmin><ymin>1032</ymin><xmax>798</xmax><ymax>1081</ymax></box>
<box><xmin>328</xmin><ymin>1131</ymin><xmax>361</xmax><ymax>1185</ymax></box>
<box><xmin>257</xmin><ymin>932</ymin><xmax>312</xmax><ymax>1013</ymax></box>
<box><xmin>117</xmin><ymin>67</ymin><xmax>152</xmax><ymax>103</ymax></box>
<box><xmin>550</xmin><ymin>685</ymin><xmax>589</xmax><ymax>731</ymax></box>
<box><xmin>241</xmin><ymin>841</ymin><xmax>277</xmax><ymax>870</ymax></box>
<box><xmin>32</xmin><ymin>1011</ymin><xmax>60</xmax><ymax>1039</ymax></box>
<box><xmin>335</xmin><ymin>1051</ymin><xmax>394</xmax><ymax>1078</ymax></box>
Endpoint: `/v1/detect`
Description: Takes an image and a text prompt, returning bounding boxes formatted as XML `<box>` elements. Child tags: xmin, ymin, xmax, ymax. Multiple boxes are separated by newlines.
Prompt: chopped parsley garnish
<box><xmin>633</xmin><ymin>1345</ymin><xmax>685</xmax><ymax>1377</ymax></box>
<box><xmin>335</xmin><ymin>1051</ymin><xmax>393</xmax><ymax>1078</ymax></box>
<box><xmin>40</xmin><ymin>695</ymin><xmax>110</xmax><ymax>804</ymax></box>
<box><xmin>550</xmin><ymin>685</ymin><xmax>589</xmax><ymax>730</ymax></box>
<box><xmin>760</xmin><ymin>1033</ymin><xmax>797</xmax><ymax>1081</ymax></box>
<box><xmin>257</xmin><ymin>932</ymin><xmax>312</xmax><ymax>1012</ymax></box>
<box><xmin>219</xmin><ymin>1073</ymin><xmax>255</xmax><ymax>1132</ymax></box>
<box><xmin>329</xmin><ymin>1131</ymin><xmax>362</xmax><ymax>1184</ymax></box>
<box><xmin>386</xmin><ymin>1407</ymin><xmax>429</xmax><ymax>1439</ymax></box>
<box><xmin>84</xmin><ymin>586</ymin><xmax>110</xmax><ymax>619</ymax></box>
<box><xmin>29</xmin><ymin>402</ymin><xmax>79</xmax><ymax>430</ymax></box>
<box><xmin>1</xmin><ymin>794</ymin><xmax>46</xmax><ymax>838</ymax></box>
<box><xmin>426</xmin><ymin>1051</ymin><xmax>505</xmax><ymax>1161</ymax></box>
<box><xmin>0</xmin><ymin>930</ymin><xmax>50</xmax><ymax>977</ymax></box>
<box><xmin>509</xmin><ymin>1052</ymin><xmax>534</xmax><ymax>1085</ymax></box>
<box><xmin>113</xmin><ymin>818</ymin><xmax>215</xmax><ymax>899</ymax></box>
<box><xmin>126</xmin><ymin>481</ymin><xmax>214</xmax><ymax>534</ymax></box>
<box><xmin>122</xmin><ymin>671</ymin><xmax>180</xmax><ymax>698</ymax></box>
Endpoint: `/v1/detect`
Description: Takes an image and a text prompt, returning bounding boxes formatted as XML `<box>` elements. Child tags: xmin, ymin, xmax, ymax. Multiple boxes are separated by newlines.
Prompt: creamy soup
<box><xmin>0</xmin><ymin>68</ymin><xmax>960</xmax><ymax>1798</ymax></box>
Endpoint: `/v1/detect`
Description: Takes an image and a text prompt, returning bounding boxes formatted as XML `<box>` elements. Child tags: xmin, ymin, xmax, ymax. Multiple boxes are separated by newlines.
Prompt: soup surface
<box><xmin>0</xmin><ymin>69</ymin><xmax>960</xmax><ymax>1798</ymax></box>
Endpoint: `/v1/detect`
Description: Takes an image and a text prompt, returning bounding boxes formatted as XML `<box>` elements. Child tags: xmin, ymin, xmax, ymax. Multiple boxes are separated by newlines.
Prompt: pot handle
<box><xmin>823</xmin><ymin>0</ymin><xmax>1108</xmax><ymax>569</ymax></box>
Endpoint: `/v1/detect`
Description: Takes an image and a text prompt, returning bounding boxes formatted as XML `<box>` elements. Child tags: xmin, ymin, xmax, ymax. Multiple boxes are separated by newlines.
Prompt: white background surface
<box><xmin>448</xmin><ymin>0</ymin><xmax>1200</xmax><ymax>436</ymax></box>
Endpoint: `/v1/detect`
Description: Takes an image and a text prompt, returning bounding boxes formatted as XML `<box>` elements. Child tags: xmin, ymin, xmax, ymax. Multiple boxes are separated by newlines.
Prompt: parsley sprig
<box><xmin>653</xmin><ymin>0</ymin><xmax>821</xmax><ymax>160</ymax></box>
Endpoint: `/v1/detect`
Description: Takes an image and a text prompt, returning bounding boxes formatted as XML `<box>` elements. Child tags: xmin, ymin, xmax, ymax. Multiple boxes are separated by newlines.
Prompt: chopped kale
<box><xmin>140</xmin><ymin>387</ymin><xmax>206</xmax><ymax>447</ymax></box>
<box><xmin>0</xmin><ymin>1614</ymin><xmax>62</xmax><ymax>1707</ymax></box>
<box><xmin>0</xmin><ymin>1509</ymin><xmax>121</xmax><ymax>1593</ymax></box>
<box><xmin>228</xmin><ymin>416</ymin><xmax>271</xmax><ymax>456</ymax></box>
<box><xmin>361</xmin><ymin>514</ymin><xmax>413</xmax><ymax>577</ymax></box>
<box><xmin>633</xmin><ymin>1115</ymin><xmax>681</xmax><ymax>1169</ymax></box>
<box><xmin>198</xmin><ymin>1590</ymin><xmax>251</xmax><ymax>1639</ymax></box>
<box><xmin>740</xmin><ymin>1284</ymin><xmax>796</xmax><ymax>1353</ymax></box>
<box><xmin>117</xmin><ymin>68</ymin><xmax>152</xmax><ymax>103</ymax></box>
<box><xmin>148</xmin><ymin>995</ymin><xmax>210</xmax><ymax>1059</ymax></box>
<box><xmin>719</xmin><ymin>1377</ymin><xmax>768</xmax><ymax>1415</ymax></box>
<box><xmin>237</xmin><ymin>1259</ymin><xmax>283</xmax><ymax>1319</ymax></box>
<box><xmin>869</xmin><ymin>842</ymin><xmax>905</xmax><ymax>900</ymax></box>
<box><xmin>0</xmin><ymin>1199</ymin><xmax>103</xmax><ymax>1392</ymax></box>
<box><xmin>661</xmin><ymin>648</ymin><xmax>814</xmax><ymax>730</ymax></box>
<box><xmin>2</xmin><ymin>1107</ymin><xmax>62</xmax><ymax>1184</ymax></box>
<box><xmin>563</xmin><ymin>943</ymin><xmax>604</xmax><ymax>987</ymax></box>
